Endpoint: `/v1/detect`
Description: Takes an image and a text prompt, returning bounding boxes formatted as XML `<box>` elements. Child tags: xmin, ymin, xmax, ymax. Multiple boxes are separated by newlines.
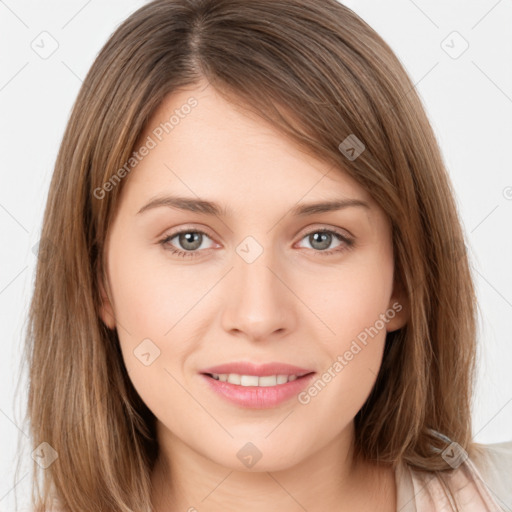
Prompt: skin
<box><xmin>99</xmin><ymin>81</ymin><xmax>408</xmax><ymax>511</ymax></box>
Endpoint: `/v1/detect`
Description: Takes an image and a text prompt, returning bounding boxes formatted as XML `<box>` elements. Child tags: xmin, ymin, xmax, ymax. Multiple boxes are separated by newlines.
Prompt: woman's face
<box><xmin>99</xmin><ymin>82</ymin><xmax>407</xmax><ymax>472</ymax></box>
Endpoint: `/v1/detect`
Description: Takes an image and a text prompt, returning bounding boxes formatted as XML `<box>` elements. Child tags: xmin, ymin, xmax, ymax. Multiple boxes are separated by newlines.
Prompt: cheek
<box><xmin>296</xmin><ymin>256</ymin><xmax>393</xmax><ymax>408</ymax></box>
<box><xmin>108</xmin><ymin>242</ymin><xmax>213</xmax><ymax>336</ymax></box>
<box><xmin>297</xmin><ymin>285</ymin><xmax>391</xmax><ymax>425</ymax></box>
<box><xmin>307</xmin><ymin>255</ymin><xmax>394</xmax><ymax>344</ymax></box>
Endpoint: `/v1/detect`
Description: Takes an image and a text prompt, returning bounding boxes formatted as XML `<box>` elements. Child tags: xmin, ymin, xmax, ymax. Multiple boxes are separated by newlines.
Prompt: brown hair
<box><xmin>19</xmin><ymin>0</ymin><xmax>481</xmax><ymax>510</ymax></box>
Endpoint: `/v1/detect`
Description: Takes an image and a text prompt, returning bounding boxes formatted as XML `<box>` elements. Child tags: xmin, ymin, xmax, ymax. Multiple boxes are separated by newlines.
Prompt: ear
<box><xmin>385</xmin><ymin>275</ymin><xmax>409</xmax><ymax>333</ymax></box>
<box><xmin>98</xmin><ymin>270</ymin><xmax>116</xmax><ymax>330</ymax></box>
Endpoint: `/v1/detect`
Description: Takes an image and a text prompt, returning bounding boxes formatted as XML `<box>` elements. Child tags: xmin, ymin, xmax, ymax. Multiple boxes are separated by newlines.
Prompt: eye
<box><xmin>296</xmin><ymin>228</ymin><xmax>354</xmax><ymax>256</ymax></box>
<box><xmin>159</xmin><ymin>229</ymin><xmax>216</xmax><ymax>258</ymax></box>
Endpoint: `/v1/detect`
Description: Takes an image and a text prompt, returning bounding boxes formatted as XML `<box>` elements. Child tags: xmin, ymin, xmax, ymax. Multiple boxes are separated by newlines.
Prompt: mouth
<box><xmin>198</xmin><ymin>365</ymin><xmax>316</xmax><ymax>409</ymax></box>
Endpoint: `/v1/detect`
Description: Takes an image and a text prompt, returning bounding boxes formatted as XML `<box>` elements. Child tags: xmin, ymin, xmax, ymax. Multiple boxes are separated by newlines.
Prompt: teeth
<box><xmin>276</xmin><ymin>375</ymin><xmax>288</xmax><ymax>384</ymax></box>
<box><xmin>258</xmin><ymin>375</ymin><xmax>278</xmax><ymax>387</ymax></box>
<box><xmin>210</xmin><ymin>373</ymin><xmax>302</xmax><ymax>386</ymax></box>
<box><xmin>227</xmin><ymin>374</ymin><xmax>241</xmax><ymax>385</ymax></box>
<box><xmin>240</xmin><ymin>375</ymin><xmax>259</xmax><ymax>386</ymax></box>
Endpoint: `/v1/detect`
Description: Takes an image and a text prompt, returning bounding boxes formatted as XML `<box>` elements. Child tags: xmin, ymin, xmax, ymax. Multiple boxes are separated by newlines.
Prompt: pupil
<box><xmin>180</xmin><ymin>232</ymin><xmax>201</xmax><ymax>250</ymax></box>
<box><xmin>311</xmin><ymin>232</ymin><xmax>331</xmax><ymax>250</ymax></box>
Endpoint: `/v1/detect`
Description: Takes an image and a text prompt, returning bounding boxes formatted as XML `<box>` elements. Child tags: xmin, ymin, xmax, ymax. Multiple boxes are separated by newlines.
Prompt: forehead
<box><xmin>121</xmin><ymin>83</ymin><xmax>376</xmax><ymax>216</ymax></box>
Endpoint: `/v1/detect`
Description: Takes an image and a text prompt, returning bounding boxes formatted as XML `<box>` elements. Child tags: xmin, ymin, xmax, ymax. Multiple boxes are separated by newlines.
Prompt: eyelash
<box><xmin>159</xmin><ymin>227</ymin><xmax>355</xmax><ymax>259</ymax></box>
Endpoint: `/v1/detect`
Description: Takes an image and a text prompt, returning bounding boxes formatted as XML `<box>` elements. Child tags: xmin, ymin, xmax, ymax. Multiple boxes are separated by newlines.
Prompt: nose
<box><xmin>220</xmin><ymin>246</ymin><xmax>297</xmax><ymax>342</ymax></box>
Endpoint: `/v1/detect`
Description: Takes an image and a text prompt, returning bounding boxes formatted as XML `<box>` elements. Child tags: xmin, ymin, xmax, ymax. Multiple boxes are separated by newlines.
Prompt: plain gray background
<box><xmin>1</xmin><ymin>1</ymin><xmax>511</xmax><ymax>510</ymax></box>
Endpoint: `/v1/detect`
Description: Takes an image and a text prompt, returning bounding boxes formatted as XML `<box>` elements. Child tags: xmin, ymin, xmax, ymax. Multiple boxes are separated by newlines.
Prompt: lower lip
<box><xmin>200</xmin><ymin>373</ymin><xmax>316</xmax><ymax>409</ymax></box>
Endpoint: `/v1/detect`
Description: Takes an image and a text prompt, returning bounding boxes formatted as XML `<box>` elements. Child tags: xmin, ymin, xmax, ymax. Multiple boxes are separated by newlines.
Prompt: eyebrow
<box><xmin>136</xmin><ymin>195</ymin><xmax>370</xmax><ymax>217</ymax></box>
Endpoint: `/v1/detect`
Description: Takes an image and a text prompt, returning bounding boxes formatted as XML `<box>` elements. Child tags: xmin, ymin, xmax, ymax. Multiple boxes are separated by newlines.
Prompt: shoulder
<box><xmin>396</xmin><ymin>440</ymin><xmax>512</xmax><ymax>511</ymax></box>
<box><xmin>470</xmin><ymin>439</ymin><xmax>512</xmax><ymax>472</ymax></box>
<box><xmin>469</xmin><ymin>440</ymin><xmax>512</xmax><ymax>508</ymax></box>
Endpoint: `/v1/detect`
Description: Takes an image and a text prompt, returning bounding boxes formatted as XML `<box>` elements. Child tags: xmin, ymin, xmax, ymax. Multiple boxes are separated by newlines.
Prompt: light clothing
<box><xmin>396</xmin><ymin>440</ymin><xmax>512</xmax><ymax>511</ymax></box>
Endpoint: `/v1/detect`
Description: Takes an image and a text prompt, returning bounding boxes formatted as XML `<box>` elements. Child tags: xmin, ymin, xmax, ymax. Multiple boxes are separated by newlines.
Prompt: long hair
<box><xmin>19</xmin><ymin>0</ymin><xmax>480</xmax><ymax>510</ymax></box>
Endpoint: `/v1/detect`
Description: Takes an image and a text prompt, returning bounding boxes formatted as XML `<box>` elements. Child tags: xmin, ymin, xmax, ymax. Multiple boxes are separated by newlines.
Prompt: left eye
<box><xmin>160</xmin><ymin>229</ymin><xmax>215</xmax><ymax>258</ymax></box>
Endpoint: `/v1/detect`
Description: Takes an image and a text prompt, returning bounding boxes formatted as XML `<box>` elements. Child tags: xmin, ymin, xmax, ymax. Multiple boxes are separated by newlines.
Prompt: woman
<box><xmin>21</xmin><ymin>0</ymin><xmax>512</xmax><ymax>510</ymax></box>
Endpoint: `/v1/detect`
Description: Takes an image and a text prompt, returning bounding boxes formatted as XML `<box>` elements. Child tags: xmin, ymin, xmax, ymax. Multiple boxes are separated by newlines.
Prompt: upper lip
<box><xmin>200</xmin><ymin>361</ymin><xmax>315</xmax><ymax>377</ymax></box>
